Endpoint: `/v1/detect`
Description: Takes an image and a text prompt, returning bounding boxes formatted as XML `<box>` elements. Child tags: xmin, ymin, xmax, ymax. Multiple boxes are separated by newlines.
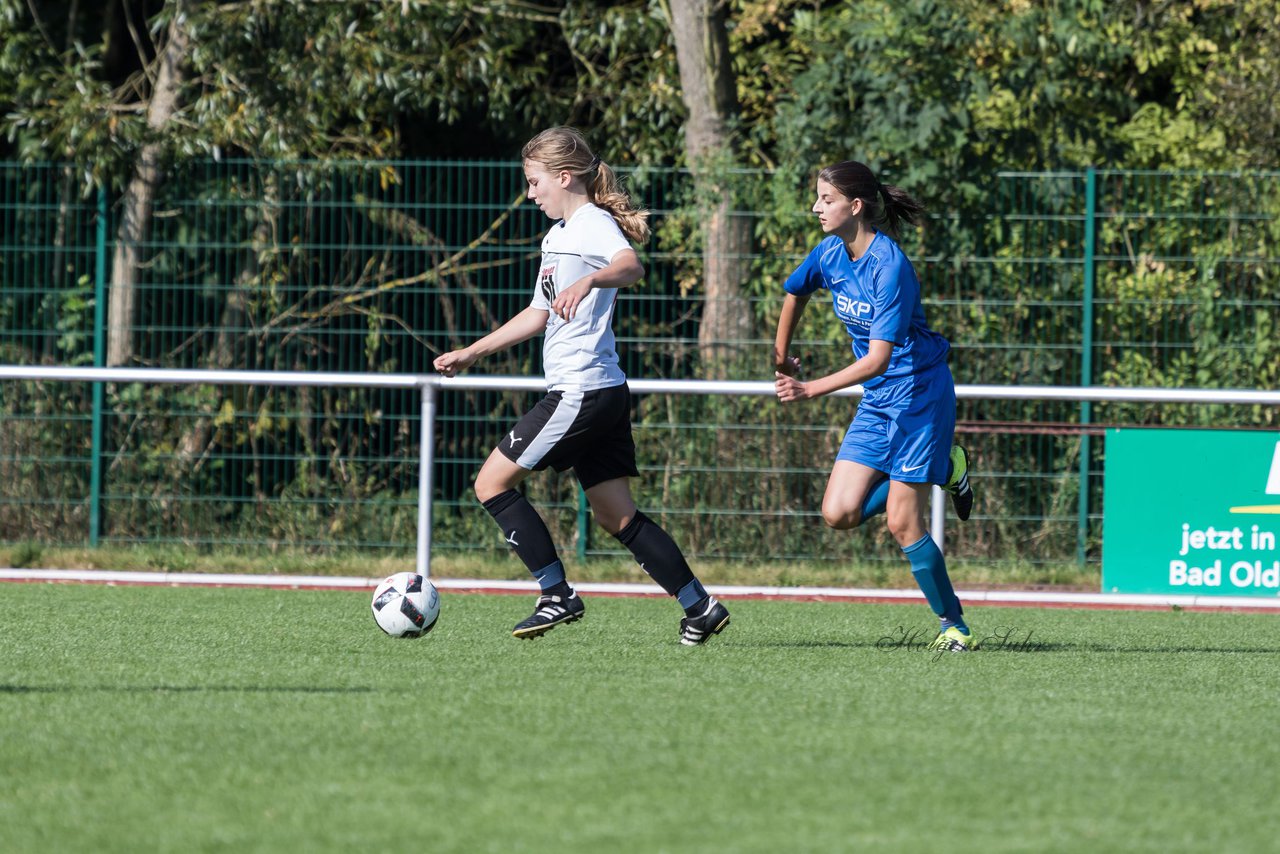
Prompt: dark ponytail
<box><xmin>817</xmin><ymin>161</ymin><xmax>924</xmax><ymax>241</ymax></box>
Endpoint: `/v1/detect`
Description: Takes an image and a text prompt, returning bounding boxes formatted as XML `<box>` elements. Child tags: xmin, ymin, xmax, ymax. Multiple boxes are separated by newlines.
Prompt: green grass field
<box><xmin>0</xmin><ymin>543</ymin><xmax>1101</xmax><ymax>589</ymax></box>
<box><xmin>3</xmin><ymin>583</ymin><xmax>1279</xmax><ymax>853</ymax></box>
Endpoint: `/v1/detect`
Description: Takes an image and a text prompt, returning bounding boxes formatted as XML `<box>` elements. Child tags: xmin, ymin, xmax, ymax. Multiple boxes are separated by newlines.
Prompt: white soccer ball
<box><xmin>371</xmin><ymin>572</ymin><xmax>440</xmax><ymax>638</ymax></box>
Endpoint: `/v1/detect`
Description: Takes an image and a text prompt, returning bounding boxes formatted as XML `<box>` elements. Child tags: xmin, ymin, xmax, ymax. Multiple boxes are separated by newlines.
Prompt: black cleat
<box><xmin>512</xmin><ymin>590</ymin><xmax>584</xmax><ymax>639</ymax></box>
<box><xmin>944</xmin><ymin>445</ymin><xmax>974</xmax><ymax>522</ymax></box>
<box><xmin>680</xmin><ymin>597</ymin><xmax>730</xmax><ymax>646</ymax></box>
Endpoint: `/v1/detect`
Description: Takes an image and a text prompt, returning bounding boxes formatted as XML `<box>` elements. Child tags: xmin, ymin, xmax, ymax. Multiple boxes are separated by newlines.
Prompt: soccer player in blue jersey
<box><xmin>772</xmin><ymin>160</ymin><xmax>977</xmax><ymax>652</ymax></box>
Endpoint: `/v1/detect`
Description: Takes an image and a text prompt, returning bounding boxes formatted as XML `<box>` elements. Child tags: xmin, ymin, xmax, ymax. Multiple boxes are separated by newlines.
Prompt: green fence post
<box><xmin>1077</xmin><ymin>167</ymin><xmax>1097</xmax><ymax>565</ymax></box>
<box><xmin>89</xmin><ymin>184</ymin><xmax>106</xmax><ymax>546</ymax></box>
<box><xmin>577</xmin><ymin>485</ymin><xmax>589</xmax><ymax>561</ymax></box>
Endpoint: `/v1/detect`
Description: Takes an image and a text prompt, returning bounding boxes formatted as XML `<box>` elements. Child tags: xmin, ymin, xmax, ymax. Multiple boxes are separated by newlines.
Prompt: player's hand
<box><xmin>433</xmin><ymin>348</ymin><xmax>477</xmax><ymax>377</ymax></box>
<box><xmin>774</xmin><ymin>371</ymin><xmax>811</xmax><ymax>403</ymax></box>
<box><xmin>551</xmin><ymin>279</ymin><xmax>592</xmax><ymax>321</ymax></box>
<box><xmin>774</xmin><ymin>355</ymin><xmax>802</xmax><ymax>377</ymax></box>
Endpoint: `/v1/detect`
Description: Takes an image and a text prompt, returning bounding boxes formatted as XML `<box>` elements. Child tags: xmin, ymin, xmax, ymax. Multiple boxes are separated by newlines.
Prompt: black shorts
<box><xmin>498</xmin><ymin>383</ymin><xmax>640</xmax><ymax>490</ymax></box>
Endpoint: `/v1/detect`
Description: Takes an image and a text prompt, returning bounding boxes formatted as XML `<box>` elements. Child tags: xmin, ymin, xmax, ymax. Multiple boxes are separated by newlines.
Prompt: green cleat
<box><xmin>929</xmin><ymin>626</ymin><xmax>979</xmax><ymax>653</ymax></box>
<box><xmin>943</xmin><ymin>445</ymin><xmax>974</xmax><ymax>521</ymax></box>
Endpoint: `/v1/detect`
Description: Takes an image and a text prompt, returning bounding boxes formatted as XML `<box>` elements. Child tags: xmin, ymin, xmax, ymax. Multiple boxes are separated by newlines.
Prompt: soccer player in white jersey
<box><xmin>433</xmin><ymin>126</ymin><xmax>729</xmax><ymax>645</ymax></box>
<box><xmin>772</xmin><ymin>161</ymin><xmax>977</xmax><ymax>652</ymax></box>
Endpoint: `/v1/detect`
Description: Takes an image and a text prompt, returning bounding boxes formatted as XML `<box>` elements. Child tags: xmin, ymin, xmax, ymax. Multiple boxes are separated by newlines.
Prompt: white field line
<box><xmin>3</xmin><ymin>568</ymin><xmax>1280</xmax><ymax>611</ymax></box>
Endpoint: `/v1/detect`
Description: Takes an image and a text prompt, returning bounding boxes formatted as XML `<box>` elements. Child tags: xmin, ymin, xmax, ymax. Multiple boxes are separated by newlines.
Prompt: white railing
<box><xmin>5</xmin><ymin>364</ymin><xmax>1280</xmax><ymax>577</ymax></box>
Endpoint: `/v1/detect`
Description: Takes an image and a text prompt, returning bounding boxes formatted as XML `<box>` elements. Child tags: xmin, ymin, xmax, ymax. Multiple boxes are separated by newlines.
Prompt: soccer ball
<box><xmin>371</xmin><ymin>572</ymin><xmax>440</xmax><ymax>638</ymax></box>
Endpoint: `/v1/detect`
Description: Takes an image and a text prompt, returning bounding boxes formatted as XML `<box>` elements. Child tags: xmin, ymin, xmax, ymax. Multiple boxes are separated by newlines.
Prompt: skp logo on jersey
<box><xmin>1103</xmin><ymin>429</ymin><xmax>1280</xmax><ymax>596</ymax></box>
<box><xmin>834</xmin><ymin>294</ymin><xmax>873</xmax><ymax>324</ymax></box>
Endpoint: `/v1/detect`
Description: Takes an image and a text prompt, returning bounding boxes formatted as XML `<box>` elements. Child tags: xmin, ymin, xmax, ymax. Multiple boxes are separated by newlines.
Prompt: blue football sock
<box><xmin>933</xmin><ymin>563</ymin><xmax>966</xmax><ymax>630</ymax></box>
<box><xmin>859</xmin><ymin>477</ymin><xmax>890</xmax><ymax>523</ymax></box>
<box><xmin>532</xmin><ymin>561</ymin><xmax>567</xmax><ymax>593</ymax></box>
<box><xmin>675</xmin><ymin>578</ymin><xmax>709</xmax><ymax>612</ymax></box>
<box><xmin>903</xmin><ymin>534</ymin><xmax>965</xmax><ymax>626</ymax></box>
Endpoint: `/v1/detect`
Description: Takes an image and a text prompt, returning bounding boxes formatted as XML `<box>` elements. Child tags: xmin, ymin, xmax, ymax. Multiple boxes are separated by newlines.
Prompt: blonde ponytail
<box><xmin>589</xmin><ymin>162</ymin><xmax>650</xmax><ymax>244</ymax></box>
<box><xmin>522</xmin><ymin>126</ymin><xmax>650</xmax><ymax>244</ymax></box>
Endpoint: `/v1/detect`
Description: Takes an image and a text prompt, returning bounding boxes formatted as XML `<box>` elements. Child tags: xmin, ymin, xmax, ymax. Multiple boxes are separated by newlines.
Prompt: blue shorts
<box><xmin>836</xmin><ymin>361</ymin><xmax>956</xmax><ymax>484</ymax></box>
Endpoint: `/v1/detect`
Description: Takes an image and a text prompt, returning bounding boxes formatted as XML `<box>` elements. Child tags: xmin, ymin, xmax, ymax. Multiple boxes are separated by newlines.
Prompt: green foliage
<box><xmin>3</xmin><ymin>0</ymin><xmax>1278</xmax><ymax>177</ymax></box>
<box><xmin>3</xmin><ymin>1</ymin><xmax>1280</xmax><ymax>566</ymax></box>
<box><xmin>182</xmin><ymin>2</ymin><xmax>556</xmax><ymax>159</ymax></box>
<box><xmin>0</xmin><ymin>379</ymin><xmax>95</xmax><ymax>542</ymax></box>
<box><xmin>0</xmin><ymin>14</ymin><xmax>130</xmax><ymax>188</ymax></box>
<box><xmin>8</xmin><ymin>540</ymin><xmax>41</xmax><ymax>568</ymax></box>
<box><xmin>4</xmin><ymin>161</ymin><xmax>1278</xmax><ymax>564</ymax></box>
<box><xmin>0</xmin><ymin>1</ymin><xmax>684</xmax><ymax>180</ymax></box>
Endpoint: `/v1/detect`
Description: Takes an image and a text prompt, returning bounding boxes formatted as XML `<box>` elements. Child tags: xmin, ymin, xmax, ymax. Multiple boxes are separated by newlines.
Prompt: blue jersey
<box><xmin>784</xmin><ymin>232</ymin><xmax>949</xmax><ymax>390</ymax></box>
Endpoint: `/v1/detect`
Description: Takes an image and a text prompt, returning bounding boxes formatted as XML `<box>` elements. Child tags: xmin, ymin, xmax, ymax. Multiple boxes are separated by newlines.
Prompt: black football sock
<box><xmin>614</xmin><ymin>511</ymin><xmax>698</xmax><ymax>602</ymax></box>
<box><xmin>482</xmin><ymin>489</ymin><xmax>566</xmax><ymax>591</ymax></box>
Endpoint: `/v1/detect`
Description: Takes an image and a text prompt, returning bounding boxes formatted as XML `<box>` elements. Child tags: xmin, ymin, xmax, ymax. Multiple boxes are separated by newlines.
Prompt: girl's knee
<box><xmin>822</xmin><ymin>504</ymin><xmax>862</xmax><ymax>530</ymax></box>
<box><xmin>594</xmin><ymin>511</ymin><xmax>630</xmax><ymax>538</ymax></box>
<box><xmin>886</xmin><ymin>513</ymin><xmax>925</xmax><ymax>546</ymax></box>
<box><xmin>473</xmin><ymin>468</ymin><xmax>511</xmax><ymax>504</ymax></box>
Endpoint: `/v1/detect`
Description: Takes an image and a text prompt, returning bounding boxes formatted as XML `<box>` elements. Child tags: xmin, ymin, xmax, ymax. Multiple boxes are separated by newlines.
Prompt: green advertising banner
<box><xmin>1103</xmin><ymin>428</ymin><xmax>1280</xmax><ymax>595</ymax></box>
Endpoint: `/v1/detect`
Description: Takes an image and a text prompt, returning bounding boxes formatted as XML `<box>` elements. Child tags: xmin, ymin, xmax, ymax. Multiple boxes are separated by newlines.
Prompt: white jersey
<box><xmin>530</xmin><ymin>203</ymin><xmax>633</xmax><ymax>391</ymax></box>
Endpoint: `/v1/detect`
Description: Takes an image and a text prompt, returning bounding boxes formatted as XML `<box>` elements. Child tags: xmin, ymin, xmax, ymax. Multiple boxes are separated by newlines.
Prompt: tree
<box><xmin>107</xmin><ymin>2</ymin><xmax>189</xmax><ymax>365</ymax></box>
<box><xmin>666</xmin><ymin>0</ymin><xmax>753</xmax><ymax>375</ymax></box>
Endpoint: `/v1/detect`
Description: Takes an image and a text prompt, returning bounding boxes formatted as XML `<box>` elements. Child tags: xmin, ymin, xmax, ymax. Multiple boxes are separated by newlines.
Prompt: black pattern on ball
<box><xmin>400</xmin><ymin>596</ymin><xmax>427</xmax><ymax>628</ymax></box>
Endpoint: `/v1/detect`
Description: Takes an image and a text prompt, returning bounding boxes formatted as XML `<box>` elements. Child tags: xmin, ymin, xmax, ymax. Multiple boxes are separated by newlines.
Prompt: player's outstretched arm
<box><xmin>433</xmin><ymin>307</ymin><xmax>550</xmax><ymax>376</ymax></box>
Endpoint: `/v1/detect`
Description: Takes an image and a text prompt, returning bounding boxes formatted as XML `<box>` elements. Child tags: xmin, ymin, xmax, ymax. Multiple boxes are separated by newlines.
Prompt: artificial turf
<box><xmin>2</xmin><ymin>583</ymin><xmax>1278</xmax><ymax>852</ymax></box>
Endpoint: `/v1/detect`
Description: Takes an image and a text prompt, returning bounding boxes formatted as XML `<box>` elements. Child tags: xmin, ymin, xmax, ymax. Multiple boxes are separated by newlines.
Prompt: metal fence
<box><xmin>2</xmin><ymin>161</ymin><xmax>1277</xmax><ymax>567</ymax></box>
